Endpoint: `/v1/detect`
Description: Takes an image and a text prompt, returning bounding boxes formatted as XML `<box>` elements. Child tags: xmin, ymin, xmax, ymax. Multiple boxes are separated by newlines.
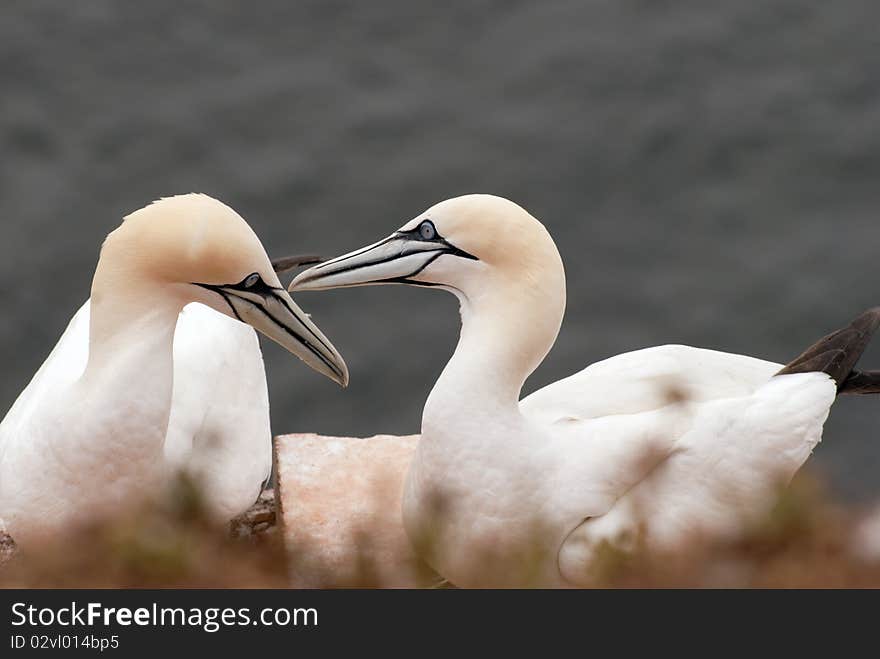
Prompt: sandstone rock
<box><xmin>274</xmin><ymin>433</ymin><xmax>438</xmax><ymax>587</ymax></box>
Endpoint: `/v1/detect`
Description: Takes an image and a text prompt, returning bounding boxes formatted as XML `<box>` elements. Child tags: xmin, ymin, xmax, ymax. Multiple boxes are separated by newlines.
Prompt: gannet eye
<box><xmin>243</xmin><ymin>273</ymin><xmax>260</xmax><ymax>288</ymax></box>
<box><xmin>418</xmin><ymin>220</ymin><xmax>437</xmax><ymax>241</ymax></box>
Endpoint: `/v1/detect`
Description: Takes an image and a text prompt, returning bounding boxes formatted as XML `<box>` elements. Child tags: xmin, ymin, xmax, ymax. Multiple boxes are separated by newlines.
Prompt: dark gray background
<box><xmin>2</xmin><ymin>1</ymin><xmax>879</xmax><ymax>500</ymax></box>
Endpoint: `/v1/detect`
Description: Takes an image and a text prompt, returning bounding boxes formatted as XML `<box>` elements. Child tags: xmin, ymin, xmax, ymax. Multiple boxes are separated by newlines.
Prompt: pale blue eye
<box><xmin>244</xmin><ymin>273</ymin><xmax>260</xmax><ymax>288</ymax></box>
<box><xmin>418</xmin><ymin>220</ymin><xmax>437</xmax><ymax>240</ymax></box>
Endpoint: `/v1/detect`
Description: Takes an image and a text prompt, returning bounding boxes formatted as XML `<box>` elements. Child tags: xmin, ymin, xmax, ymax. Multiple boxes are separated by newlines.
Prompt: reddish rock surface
<box><xmin>275</xmin><ymin>433</ymin><xmax>438</xmax><ymax>587</ymax></box>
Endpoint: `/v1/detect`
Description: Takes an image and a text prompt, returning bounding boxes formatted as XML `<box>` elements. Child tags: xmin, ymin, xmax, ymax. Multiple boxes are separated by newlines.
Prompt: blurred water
<box><xmin>2</xmin><ymin>1</ymin><xmax>879</xmax><ymax>499</ymax></box>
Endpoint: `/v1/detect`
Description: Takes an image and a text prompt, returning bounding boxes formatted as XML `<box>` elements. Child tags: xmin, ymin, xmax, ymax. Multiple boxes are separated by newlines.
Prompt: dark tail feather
<box><xmin>776</xmin><ymin>307</ymin><xmax>880</xmax><ymax>391</ymax></box>
<box><xmin>271</xmin><ymin>254</ymin><xmax>323</xmax><ymax>275</ymax></box>
<box><xmin>840</xmin><ymin>370</ymin><xmax>880</xmax><ymax>395</ymax></box>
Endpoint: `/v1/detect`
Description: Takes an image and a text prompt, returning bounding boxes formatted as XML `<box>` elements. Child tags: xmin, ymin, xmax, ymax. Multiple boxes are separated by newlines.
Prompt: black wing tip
<box><xmin>271</xmin><ymin>254</ymin><xmax>324</xmax><ymax>274</ymax></box>
<box><xmin>840</xmin><ymin>369</ymin><xmax>880</xmax><ymax>395</ymax></box>
<box><xmin>777</xmin><ymin>307</ymin><xmax>880</xmax><ymax>389</ymax></box>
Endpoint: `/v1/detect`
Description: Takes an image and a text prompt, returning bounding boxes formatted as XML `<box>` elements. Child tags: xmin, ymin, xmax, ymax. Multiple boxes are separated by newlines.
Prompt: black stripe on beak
<box><xmin>392</xmin><ymin>226</ymin><xmax>479</xmax><ymax>262</ymax></box>
<box><xmin>194</xmin><ymin>276</ymin><xmax>345</xmax><ymax>382</ymax></box>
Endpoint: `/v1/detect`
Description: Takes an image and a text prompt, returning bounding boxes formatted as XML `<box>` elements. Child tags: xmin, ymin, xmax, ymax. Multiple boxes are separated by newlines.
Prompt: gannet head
<box><xmin>97</xmin><ymin>193</ymin><xmax>348</xmax><ymax>386</ymax></box>
<box><xmin>289</xmin><ymin>194</ymin><xmax>565</xmax><ymax>304</ymax></box>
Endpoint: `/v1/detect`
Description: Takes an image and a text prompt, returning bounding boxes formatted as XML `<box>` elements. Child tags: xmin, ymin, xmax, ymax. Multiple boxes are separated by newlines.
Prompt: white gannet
<box><xmin>0</xmin><ymin>194</ymin><xmax>347</xmax><ymax>548</ymax></box>
<box><xmin>290</xmin><ymin>194</ymin><xmax>880</xmax><ymax>587</ymax></box>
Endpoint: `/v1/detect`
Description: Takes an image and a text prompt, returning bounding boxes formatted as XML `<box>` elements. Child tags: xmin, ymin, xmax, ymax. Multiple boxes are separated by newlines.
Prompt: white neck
<box><xmin>422</xmin><ymin>271</ymin><xmax>566</xmax><ymax>436</ymax></box>
<box><xmin>84</xmin><ymin>284</ymin><xmax>181</xmax><ymax>388</ymax></box>
<box><xmin>406</xmin><ymin>267</ymin><xmax>566</xmax><ymax>583</ymax></box>
<box><xmin>74</xmin><ymin>254</ymin><xmax>186</xmax><ymax>465</ymax></box>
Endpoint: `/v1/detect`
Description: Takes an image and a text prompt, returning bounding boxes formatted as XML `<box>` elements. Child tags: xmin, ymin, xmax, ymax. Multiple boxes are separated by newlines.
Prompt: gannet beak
<box><xmin>289</xmin><ymin>230</ymin><xmax>476</xmax><ymax>292</ymax></box>
<box><xmin>195</xmin><ymin>276</ymin><xmax>349</xmax><ymax>387</ymax></box>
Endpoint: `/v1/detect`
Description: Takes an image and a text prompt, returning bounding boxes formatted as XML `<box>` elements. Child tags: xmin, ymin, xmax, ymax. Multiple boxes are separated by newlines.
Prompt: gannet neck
<box><xmin>74</xmin><ymin>269</ymin><xmax>184</xmax><ymax>475</ymax></box>
<box><xmin>411</xmin><ymin>255</ymin><xmax>567</xmax><ymax>584</ymax></box>
<box><xmin>85</xmin><ymin>284</ymin><xmax>183</xmax><ymax>376</ymax></box>
<box><xmin>85</xmin><ymin>228</ymin><xmax>187</xmax><ymax>374</ymax></box>
<box><xmin>287</xmin><ymin>192</ymin><xmax>568</xmax><ymax>426</ymax></box>
<box><xmin>73</xmin><ymin>219</ymin><xmax>194</xmax><ymax>468</ymax></box>
<box><xmin>424</xmin><ymin>264</ymin><xmax>566</xmax><ymax>429</ymax></box>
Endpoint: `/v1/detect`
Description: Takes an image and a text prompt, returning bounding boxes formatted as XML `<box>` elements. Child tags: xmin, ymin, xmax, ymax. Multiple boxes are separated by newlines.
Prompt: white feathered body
<box><xmin>283</xmin><ymin>193</ymin><xmax>847</xmax><ymax>587</ymax></box>
<box><xmin>0</xmin><ymin>301</ymin><xmax>271</xmax><ymax>546</ymax></box>
<box><xmin>406</xmin><ymin>344</ymin><xmax>836</xmax><ymax>587</ymax></box>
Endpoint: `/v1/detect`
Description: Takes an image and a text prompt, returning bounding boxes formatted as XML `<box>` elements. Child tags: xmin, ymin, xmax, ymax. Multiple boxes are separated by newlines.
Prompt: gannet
<box><xmin>0</xmin><ymin>194</ymin><xmax>347</xmax><ymax>548</ymax></box>
<box><xmin>291</xmin><ymin>194</ymin><xmax>880</xmax><ymax>587</ymax></box>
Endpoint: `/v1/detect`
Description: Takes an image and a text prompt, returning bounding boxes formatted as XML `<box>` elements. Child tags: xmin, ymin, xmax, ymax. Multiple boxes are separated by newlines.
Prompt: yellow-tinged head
<box><xmin>290</xmin><ymin>194</ymin><xmax>565</xmax><ymax>304</ymax></box>
<box><xmin>93</xmin><ymin>193</ymin><xmax>348</xmax><ymax>386</ymax></box>
<box><xmin>289</xmin><ymin>195</ymin><xmax>566</xmax><ymax>383</ymax></box>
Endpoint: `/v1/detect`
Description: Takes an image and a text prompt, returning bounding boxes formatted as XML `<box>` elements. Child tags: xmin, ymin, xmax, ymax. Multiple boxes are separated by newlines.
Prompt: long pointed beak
<box><xmin>199</xmin><ymin>282</ymin><xmax>349</xmax><ymax>387</ymax></box>
<box><xmin>289</xmin><ymin>233</ymin><xmax>474</xmax><ymax>292</ymax></box>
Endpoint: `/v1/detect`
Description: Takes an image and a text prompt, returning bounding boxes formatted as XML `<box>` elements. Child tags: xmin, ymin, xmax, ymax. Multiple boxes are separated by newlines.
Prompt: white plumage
<box><xmin>291</xmin><ymin>193</ymin><xmax>861</xmax><ymax>587</ymax></box>
<box><xmin>0</xmin><ymin>194</ymin><xmax>347</xmax><ymax>548</ymax></box>
<box><xmin>1</xmin><ymin>301</ymin><xmax>271</xmax><ymax>524</ymax></box>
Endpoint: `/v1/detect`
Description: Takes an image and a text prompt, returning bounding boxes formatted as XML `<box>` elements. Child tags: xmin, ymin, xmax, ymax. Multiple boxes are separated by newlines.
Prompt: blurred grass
<box><xmin>2</xmin><ymin>472</ymin><xmax>880</xmax><ymax>588</ymax></box>
<box><xmin>585</xmin><ymin>475</ymin><xmax>880</xmax><ymax>588</ymax></box>
<box><xmin>0</xmin><ymin>476</ymin><xmax>289</xmax><ymax>588</ymax></box>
